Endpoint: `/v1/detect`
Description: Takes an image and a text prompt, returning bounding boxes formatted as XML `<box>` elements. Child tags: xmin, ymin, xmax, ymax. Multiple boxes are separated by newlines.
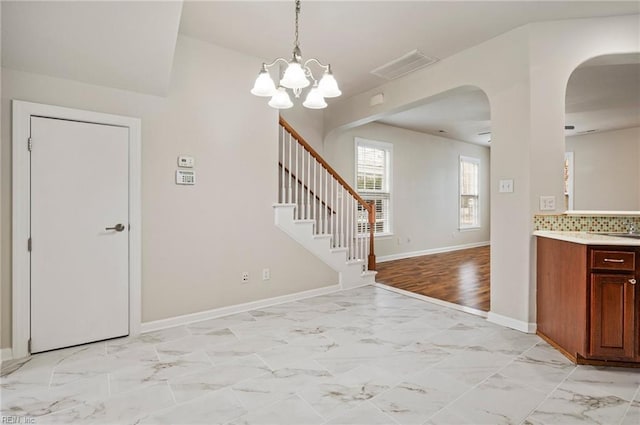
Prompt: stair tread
<box><xmin>330</xmin><ymin>247</ymin><xmax>348</xmax><ymax>253</ymax></box>
<box><xmin>274</xmin><ymin>196</ymin><xmax>375</xmax><ymax>288</ymax></box>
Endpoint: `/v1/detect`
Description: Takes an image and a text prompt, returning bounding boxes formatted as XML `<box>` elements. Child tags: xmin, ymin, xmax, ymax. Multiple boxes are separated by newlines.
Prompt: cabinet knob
<box><xmin>630</xmin><ymin>279</ymin><xmax>637</xmax><ymax>285</ymax></box>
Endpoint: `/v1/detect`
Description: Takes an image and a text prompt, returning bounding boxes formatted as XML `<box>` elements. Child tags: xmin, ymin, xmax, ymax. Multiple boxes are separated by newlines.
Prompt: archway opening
<box><xmin>325</xmin><ymin>85</ymin><xmax>492</xmax><ymax>314</ymax></box>
<box><xmin>564</xmin><ymin>53</ymin><xmax>640</xmax><ymax>212</ymax></box>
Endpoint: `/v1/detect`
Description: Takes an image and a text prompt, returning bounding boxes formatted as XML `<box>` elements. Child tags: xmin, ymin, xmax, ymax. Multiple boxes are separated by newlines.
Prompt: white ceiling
<box><xmin>377</xmin><ymin>53</ymin><xmax>640</xmax><ymax>146</ymax></box>
<box><xmin>565</xmin><ymin>54</ymin><xmax>640</xmax><ymax>138</ymax></box>
<box><xmin>179</xmin><ymin>1</ymin><xmax>640</xmax><ymax>99</ymax></box>
<box><xmin>377</xmin><ymin>87</ymin><xmax>491</xmax><ymax>145</ymax></box>
<box><xmin>1</xmin><ymin>1</ymin><xmax>183</xmax><ymax>96</ymax></box>
<box><xmin>1</xmin><ymin>1</ymin><xmax>638</xmax><ymax>138</ymax></box>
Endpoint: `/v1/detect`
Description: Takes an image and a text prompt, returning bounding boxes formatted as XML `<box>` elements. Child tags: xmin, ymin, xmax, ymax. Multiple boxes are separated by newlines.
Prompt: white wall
<box><xmin>280</xmin><ymin>108</ymin><xmax>325</xmax><ymax>152</ymax></box>
<box><xmin>324</xmin><ymin>122</ymin><xmax>490</xmax><ymax>259</ymax></box>
<box><xmin>566</xmin><ymin>126</ymin><xmax>640</xmax><ymax>211</ymax></box>
<box><xmin>0</xmin><ymin>35</ymin><xmax>338</xmax><ymax>349</ymax></box>
<box><xmin>324</xmin><ymin>14</ymin><xmax>639</xmax><ymax>330</ymax></box>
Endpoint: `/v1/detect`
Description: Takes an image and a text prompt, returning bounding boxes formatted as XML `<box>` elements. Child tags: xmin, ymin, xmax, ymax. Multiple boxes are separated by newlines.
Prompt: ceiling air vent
<box><xmin>371</xmin><ymin>49</ymin><xmax>439</xmax><ymax>80</ymax></box>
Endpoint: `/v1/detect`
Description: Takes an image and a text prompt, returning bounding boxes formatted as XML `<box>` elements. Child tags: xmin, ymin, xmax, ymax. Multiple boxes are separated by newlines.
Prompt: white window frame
<box><xmin>355</xmin><ymin>137</ymin><xmax>393</xmax><ymax>237</ymax></box>
<box><xmin>459</xmin><ymin>155</ymin><xmax>481</xmax><ymax>230</ymax></box>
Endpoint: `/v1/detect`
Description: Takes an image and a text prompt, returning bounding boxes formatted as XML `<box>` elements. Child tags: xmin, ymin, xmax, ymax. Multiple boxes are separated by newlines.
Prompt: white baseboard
<box><xmin>0</xmin><ymin>348</ymin><xmax>13</xmax><ymax>362</ymax></box>
<box><xmin>374</xmin><ymin>283</ymin><xmax>488</xmax><ymax>319</ymax></box>
<box><xmin>377</xmin><ymin>241</ymin><xmax>490</xmax><ymax>263</ymax></box>
<box><xmin>487</xmin><ymin>312</ymin><xmax>537</xmax><ymax>334</ymax></box>
<box><xmin>141</xmin><ymin>284</ymin><xmax>342</xmax><ymax>333</ymax></box>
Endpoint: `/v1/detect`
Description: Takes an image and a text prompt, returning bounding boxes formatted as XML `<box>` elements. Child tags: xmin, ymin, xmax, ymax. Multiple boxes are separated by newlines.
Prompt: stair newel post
<box><xmin>367</xmin><ymin>201</ymin><xmax>376</xmax><ymax>270</ymax></box>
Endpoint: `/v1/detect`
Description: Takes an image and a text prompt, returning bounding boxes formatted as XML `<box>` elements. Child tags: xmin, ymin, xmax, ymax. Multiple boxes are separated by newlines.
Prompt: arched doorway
<box><xmin>325</xmin><ymin>86</ymin><xmax>492</xmax><ymax>315</ymax></box>
<box><xmin>564</xmin><ymin>53</ymin><xmax>640</xmax><ymax>212</ymax></box>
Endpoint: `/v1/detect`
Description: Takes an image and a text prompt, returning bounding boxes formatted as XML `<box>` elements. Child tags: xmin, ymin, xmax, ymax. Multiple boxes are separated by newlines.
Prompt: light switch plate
<box><xmin>539</xmin><ymin>196</ymin><xmax>556</xmax><ymax>211</ymax></box>
<box><xmin>499</xmin><ymin>179</ymin><xmax>514</xmax><ymax>193</ymax></box>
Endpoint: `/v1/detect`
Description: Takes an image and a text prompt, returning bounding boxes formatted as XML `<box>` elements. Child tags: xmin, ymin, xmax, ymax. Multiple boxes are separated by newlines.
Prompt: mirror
<box><xmin>564</xmin><ymin>53</ymin><xmax>640</xmax><ymax>212</ymax></box>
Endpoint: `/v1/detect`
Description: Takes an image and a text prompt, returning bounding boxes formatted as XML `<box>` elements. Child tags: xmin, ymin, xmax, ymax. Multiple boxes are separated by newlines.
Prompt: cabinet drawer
<box><xmin>591</xmin><ymin>250</ymin><xmax>636</xmax><ymax>271</ymax></box>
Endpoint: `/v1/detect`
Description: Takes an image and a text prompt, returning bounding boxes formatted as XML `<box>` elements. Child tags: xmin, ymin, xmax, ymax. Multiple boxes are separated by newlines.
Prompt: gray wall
<box><xmin>324</xmin><ymin>122</ymin><xmax>490</xmax><ymax>259</ymax></box>
<box><xmin>0</xmin><ymin>35</ymin><xmax>338</xmax><ymax>349</ymax></box>
<box><xmin>566</xmin><ymin>126</ymin><xmax>640</xmax><ymax>211</ymax></box>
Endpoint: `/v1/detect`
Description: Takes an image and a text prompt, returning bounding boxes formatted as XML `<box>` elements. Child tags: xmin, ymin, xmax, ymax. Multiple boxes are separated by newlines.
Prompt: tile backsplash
<box><xmin>534</xmin><ymin>214</ymin><xmax>640</xmax><ymax>232</ymax></box>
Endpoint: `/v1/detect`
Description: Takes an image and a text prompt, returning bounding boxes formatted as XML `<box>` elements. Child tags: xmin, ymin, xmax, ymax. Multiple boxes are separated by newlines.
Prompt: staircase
<box><xmin>274</xmin><ymin>117</ymin><xmax>377</xmax><ymax>289</ymax></box>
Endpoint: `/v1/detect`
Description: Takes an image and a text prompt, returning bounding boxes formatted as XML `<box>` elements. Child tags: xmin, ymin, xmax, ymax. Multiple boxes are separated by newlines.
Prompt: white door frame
<box><xmin>12</xmin><ymin>100</ymin><xmax>142</xmax><ymax>359</ymax></box>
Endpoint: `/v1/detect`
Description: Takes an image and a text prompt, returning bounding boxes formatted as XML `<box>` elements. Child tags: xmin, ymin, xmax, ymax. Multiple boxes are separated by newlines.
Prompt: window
<box><xmin>355</xmin><ymin>138</ymin><xmax>392</xmax><ymax>236</ymax></box>
<box><xmin>459</xmin><ymin>156</ymin><xmax>480</xmax><ymax>229</ymax></box>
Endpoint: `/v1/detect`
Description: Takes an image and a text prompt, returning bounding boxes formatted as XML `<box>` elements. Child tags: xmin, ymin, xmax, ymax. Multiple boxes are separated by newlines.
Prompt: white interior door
<box><xmin>30</xmin><ymin>116</ymin><xmax>130</xmax><ymax>353</ymax></box>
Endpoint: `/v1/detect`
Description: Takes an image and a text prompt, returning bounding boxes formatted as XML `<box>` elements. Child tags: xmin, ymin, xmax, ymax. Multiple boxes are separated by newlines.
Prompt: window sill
<box><xmin>357</xmin><ymin>233</ymin><xmax>393</xmax><ymax>239</ymax></box>
<box><xmin>458</xmin><ymin>226</ymin><xmax>481</xmax><ymax>232</ymax></box>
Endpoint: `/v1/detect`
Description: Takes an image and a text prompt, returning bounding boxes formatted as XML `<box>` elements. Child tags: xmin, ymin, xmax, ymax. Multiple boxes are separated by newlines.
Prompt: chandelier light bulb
<box><xmin>268</xmin><ymin>87</ymin><xmax>294</xmax><ymax>109</ymax></box>
<box><xmin>317</xmin><ymin>69</ymin><xmax>341</xmax><ymax>98</ymax></box>
<box><xmin>251</xmin><ymin>67</ymin><xmax>277</xmax><ymax>97</ymax></box>
<box><xmin>303</xmin><ymin>85</ymin><xmax>328</xmax><ymax>109</ymax></box>
<box><xmin>280</xmin><ymin>61</ymin><xmax>310</xmax><ymax>90</ymax></box>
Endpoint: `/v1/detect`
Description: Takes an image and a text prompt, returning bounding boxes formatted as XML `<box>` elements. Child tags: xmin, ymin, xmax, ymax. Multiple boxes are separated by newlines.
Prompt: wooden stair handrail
<box><xmin>280</xmin><ymin>116</ymin><xmax>376</xmax><ymax>270</ymax></box>
<box><xmin>280</xmin><ymin>117</ymin><xmax>369</xmax><ymax>208</ymax></box>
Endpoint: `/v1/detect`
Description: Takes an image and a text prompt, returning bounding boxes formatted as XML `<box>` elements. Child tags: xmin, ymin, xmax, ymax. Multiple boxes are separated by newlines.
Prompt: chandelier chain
<box><xmin>294</xmin><ymin>0</ymin><xmax>301</xmax><ymax>49</ymax></box>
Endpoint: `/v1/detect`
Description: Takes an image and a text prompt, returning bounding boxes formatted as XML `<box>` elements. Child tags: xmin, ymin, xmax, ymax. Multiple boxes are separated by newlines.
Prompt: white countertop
<box><xmin>534</xmin><ymin>231</ymin><xmax>640</xmax><ymax>246</ymax></box>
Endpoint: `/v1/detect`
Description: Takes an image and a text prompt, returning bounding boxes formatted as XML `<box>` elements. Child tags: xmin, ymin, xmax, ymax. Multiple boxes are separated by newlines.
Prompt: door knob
<box><xmin>630</xmin><ymin>279</ymin><xmax>637</xmax><ymax>285</ymax></box>
<box><xmin>105</xmin><ymin>223</ymin><xmax>125</xmax><ymax>232</ymax></box>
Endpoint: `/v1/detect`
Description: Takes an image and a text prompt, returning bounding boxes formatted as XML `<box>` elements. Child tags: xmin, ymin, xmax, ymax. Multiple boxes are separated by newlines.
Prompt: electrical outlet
<box><xmin>262</xmin><ymin>268</ymin><xmax>270</xmax><ymax>281</ymax></box>
<box><xmin>539</xmin><ymin>196</ymin><xmax>556</xmax><ymax>211</ymax></box>
<box><xmin>241</xmin><ymin>272</ymin><xmax>249</xmax><ymax>283</ymax></box>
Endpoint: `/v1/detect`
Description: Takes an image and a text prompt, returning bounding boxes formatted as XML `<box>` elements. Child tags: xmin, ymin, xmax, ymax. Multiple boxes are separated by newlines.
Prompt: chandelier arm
<box><xmin>303</xmin><ymin>58</ymin><xmax>330</xmax><ymax>71</ymax></box>
<box><xmin>302</xmin><ymin>66</ymin><xmax>318</xmax><ymax>86</ymax></box>
<box><xmin>263</xmin><ymin>58</ymin><xmax>290</xmax><ymax>69</ymax></box>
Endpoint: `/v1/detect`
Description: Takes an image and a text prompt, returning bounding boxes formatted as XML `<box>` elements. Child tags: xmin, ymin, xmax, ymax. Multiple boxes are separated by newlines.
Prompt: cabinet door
<box><xmin>589</xmin><ymin>274</ymin><xmax>636</xmax><ymax>359</ymax></box>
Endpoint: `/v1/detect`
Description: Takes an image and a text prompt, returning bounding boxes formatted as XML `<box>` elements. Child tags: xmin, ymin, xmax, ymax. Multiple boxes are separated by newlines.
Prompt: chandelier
<box><xmin>250</xmin><ymin>0</ymin><xmax>341</xmax><ymax>109</ymax></box>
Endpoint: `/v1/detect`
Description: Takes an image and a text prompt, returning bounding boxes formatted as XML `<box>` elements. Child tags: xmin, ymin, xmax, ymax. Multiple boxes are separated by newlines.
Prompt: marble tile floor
<box><xmin>1</xmin><ymin>285</ymin><xmax>639</xmax><ymax>425</ymax></box>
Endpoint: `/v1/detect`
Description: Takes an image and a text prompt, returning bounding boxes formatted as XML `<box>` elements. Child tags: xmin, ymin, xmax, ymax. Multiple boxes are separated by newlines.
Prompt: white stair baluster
<box><xmin>305</xmin><ymin>150</ymin><xmax>311</xmax><ymax>219</ymax></box>
<box><xmin>288</xmin><ymin>132</ymin><xmax>292</xmax><ymax>204</ymax></box>
<box><xmin>312</xmin><ymin>159</ymin><xmax>317</xmax><ymax>225</ymax></box>
<box><xmin>295</xmin><ymin>140</ymin><xmax>299</xmax><ymax>218</ymax></box>
<box><xmin>280</xmin><ymin>127</ymin><xmax>285</xmax><ymax>204</ymax></box>
<box><xmin>324</xmin><ymin>168</ymin><xmax>328</xmax><ymax>235</ymax></box>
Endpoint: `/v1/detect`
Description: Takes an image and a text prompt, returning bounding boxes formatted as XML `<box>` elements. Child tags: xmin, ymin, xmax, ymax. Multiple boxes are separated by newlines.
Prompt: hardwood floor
<box><xmin>375</xmin><ymin>246</ymin><xmax>490</xmax><ymax>312</ymax></box>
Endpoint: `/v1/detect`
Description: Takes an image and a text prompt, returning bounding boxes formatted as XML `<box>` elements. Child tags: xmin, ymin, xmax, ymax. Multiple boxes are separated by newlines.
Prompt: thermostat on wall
<box><xmin>176</xmin><ymin>170</ymin><xmax>196</xmax><ymax>185</ymax></box>
<box><xmin>177</xmin><ymin>155</ymin><xmax>195</xmax><ymax>168</ymax></box>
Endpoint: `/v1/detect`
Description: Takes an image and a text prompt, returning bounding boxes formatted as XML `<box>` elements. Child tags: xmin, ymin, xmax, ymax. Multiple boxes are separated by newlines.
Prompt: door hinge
<box><xmin>27</xmin><ymin>137</ymin><xmax>32</xmax><ymax>152</ymax></box>
<box><xmin>28</xmin><ymin>237</ymin><xmax>32</xmax><ymax>252</ymax></box>
<box><xmin>28</xmin><ymin>338</ymin><xmax>32</xmax><ymax>353</ymax></box>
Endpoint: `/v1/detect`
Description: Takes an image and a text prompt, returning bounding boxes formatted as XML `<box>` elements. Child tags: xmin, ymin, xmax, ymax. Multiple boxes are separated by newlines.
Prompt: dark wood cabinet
<box><xmin>589</xmin><ymin>274</ymin><xmax>636</xmax><ymax>360</ymax></box>
<box><xmin>536</xmin><ymin>236</ymin><xmax>639</xmax><ymax>366</ymax></box>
